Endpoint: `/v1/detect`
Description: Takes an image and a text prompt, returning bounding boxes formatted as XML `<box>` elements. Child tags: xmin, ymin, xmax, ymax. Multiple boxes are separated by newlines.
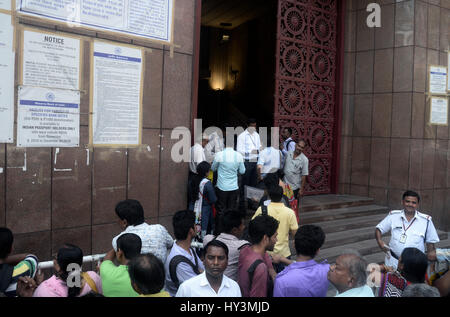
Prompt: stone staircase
<box><xmin>291</xmin><ymin>195</ymin><xmax>450</xmax><ymax>264</ymax></box>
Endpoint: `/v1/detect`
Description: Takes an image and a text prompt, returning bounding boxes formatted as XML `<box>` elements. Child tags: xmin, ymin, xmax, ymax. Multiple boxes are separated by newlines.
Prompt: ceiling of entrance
<box><xmin>201</xmin><ymin>0</ymin><xmax>274</xmax><ymax>30</ymax></box>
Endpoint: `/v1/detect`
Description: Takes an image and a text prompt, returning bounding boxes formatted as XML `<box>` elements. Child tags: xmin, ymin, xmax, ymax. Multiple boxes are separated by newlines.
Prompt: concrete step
<box><xmin>310</xmin><ymin>213</ymin><xmax>386</xmax><ymax>234</ymax></box>
<box><xmin>300</xmin><ymin>204</ymin><xmax>389</xmax><ymax>225</ymax></box>
<box><xmin>300</xmin><ymin>195</ymin><xmax>374</xmax><ymax>213</ymax></box>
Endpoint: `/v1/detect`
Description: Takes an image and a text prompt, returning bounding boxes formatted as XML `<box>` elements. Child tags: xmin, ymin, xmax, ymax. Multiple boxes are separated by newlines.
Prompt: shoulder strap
<box><xmin>247</xmin><ymin>259</ymin><xmax>264</xmax><ymax>292</ymax></box>
<box><xmin>81</xmin><ymin>272</ymin><xmax>98</xmax><ymax>294</ymax></box>
<box><xmin>262</xmin><ymin>204</ymin><xmax>268</xmax><ymax>216</ymax></box>
<box><xmin>169</xmin><ymin>249</ymin><xmax>200</xmax><ymax>288</ymax></box>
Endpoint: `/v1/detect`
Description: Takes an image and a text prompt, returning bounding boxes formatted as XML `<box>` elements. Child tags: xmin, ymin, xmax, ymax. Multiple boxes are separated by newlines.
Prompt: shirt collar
<box><xmin>199</xmin><ymin>272</ymin><xmax>230</xmax><ymax>289</ymax></box>
<box><xmin>218</xmin><ymin>233</ymin><xmax>239</xmax><ymax>241</ymax></box>
<box><xmin>401</xmin><ymin>210</ymin><xmax>418</xmax><ymax>222</ymax></box>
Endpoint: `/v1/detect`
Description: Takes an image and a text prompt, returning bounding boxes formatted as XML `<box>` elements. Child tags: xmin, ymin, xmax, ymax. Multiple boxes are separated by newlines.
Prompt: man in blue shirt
<box><xmin>211</xmin><ymin>145</ymin><xmax>245</xmax><ymax>216</ymax></box>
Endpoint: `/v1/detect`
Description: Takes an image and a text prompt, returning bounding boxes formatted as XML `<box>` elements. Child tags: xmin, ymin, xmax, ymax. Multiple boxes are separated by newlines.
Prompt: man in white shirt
<box><xmin>375</xmin><ymin>190</ymin><xmax>440</xmax><ymax>270</ymax></box>
<box><xmin>112</xmin><ymin>199</ymin><xmax>174</xmax><ymax>263</ymax></box>
<box><xmin>237</xmin><ymin>118</ymin><xmax>261</xmax><ymax>211</ymax></box>
<box><xmin>257</xmin><ymin>141</ymin><xmax>282</xmax><ymax>185</ymax></box>
<box><xmin>204</xmin><ymin>130</ymin><xmax>225</xmax><ymax>164</ymax></box>
<box><xmin>189</xmin><ymin>133</ymin><xmax>209</xmax><ymax>174</ymax></box>
<box><xmin>283</xmin><ymin>140</ymin><xmax>309</xmax><ymax>198</ymax></box>
<box><xmin>176</xmin><ymin>239</ymin><xmax>242</xmax><ymax>297</ymax></box>
<box><xmin>280</xmin><ymin>127</ymin><xmax>296</xmax><ymax>162</ymax></box>
<box><xmin>327</xmin><ymin>252</ymin><xmax>374</xmax><ymax>297</ymax></box>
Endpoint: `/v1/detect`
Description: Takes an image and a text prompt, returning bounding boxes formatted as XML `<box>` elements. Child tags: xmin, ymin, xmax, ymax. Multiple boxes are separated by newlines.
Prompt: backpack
<box><xmin>237</xmin><ymin>244</ymin><xmax>274</xmax><ymax>297</ymax></box>
<box><xmin>247</xmin><ymin>259</ymin><xmax>274</xmax><ymax>297</ymax></box>
<box><xmin>168</xmin><ymin>248</ymin><xmax>201</xmax><ymax>288</ymax></box>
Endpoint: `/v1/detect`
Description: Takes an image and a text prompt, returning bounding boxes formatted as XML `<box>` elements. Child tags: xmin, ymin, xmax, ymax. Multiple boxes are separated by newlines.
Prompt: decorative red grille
<box><xmin>275</xmin><ymin>0</ymin><xmax>338</xmax><ymax>195</ymax></box>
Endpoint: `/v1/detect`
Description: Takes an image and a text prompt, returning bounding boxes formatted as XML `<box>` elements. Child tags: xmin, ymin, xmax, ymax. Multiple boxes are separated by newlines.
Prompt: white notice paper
<box><xmin>92</xmin><ymin>41</ymin><xmax>142</xmax><ymax>145</ymax></box>
<box><xmin>448</xmin><ymin>52</ymin><xmax>450</xmax><ymax>91</ymax></box>
<box><xmin>0</xmin><ymin>1</ymin><xmax>11</xmax><ymax>11</ymax></box>
<box><xmin>0</xmin><ymin>50</ymin><xmax>14</xmax><ymax>143</ymax></box>
<box><xmin>18</xmin><ymin>0</ymin><xmax>173</xmax><ymax>43</ymax></box>
<box><xmin>0</xmin><ymin>13</ymin><xmax>13</xmax><ymax>51</ymax></box>
<box><xmin>23</xmin><ymin>29</ymin><xmax>80</xmax><ymax>90</ymax></box>
<box><xmin>429</xmin><ymin>66</ymin><xmax>448</xmax><ymax>95</ymax></box>
<box><xmin>17</xmin><ymin>86</ymin><xmax>80</xmax><ymax>147</ymax></box>
<box><xmin>430</xmin><ymin>97</ymin><xmax>448</xmax><ymax>126</ymax></box>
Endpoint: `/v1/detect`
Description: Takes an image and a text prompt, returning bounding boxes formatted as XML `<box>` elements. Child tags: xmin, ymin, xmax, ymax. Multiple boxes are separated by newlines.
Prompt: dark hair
<box><xmin>284</xmin><ymin>127</ymin><xmax>293</xmax><ymax>136</ymax></box>
<box><xmin>117</xmin><ymin>233</ymin><xmax>142</xmax><ymax>260</ymax></box>
<box><xmin>56</xmin><ymin>244</ymin><xmax>83</xmax><ymax>297</ymax></box>
<box><xmin>172</xmin><ymin>210</ymin><xmax>195</xmax><ymax>240</ymax></box>
<box><xmin>220</xmin><ymin>210</ymin><xmax>244</xmax><ymax>234</ymax></box>
<box><xmin>402</xmin><ymin>190</ymin><xmax>420</xmax><ymax>203</ymax></box>
<box><xmin>205</xmin><ymin>239</ymin><xmax>229</xmax><ymax>258</ymax></box>
<box><xmin>128</xmin><ymin>253</ymin><xmax>165</xmax><ymax>295</ymax></box>
<box><xmin>268</xmin><ymin>186</ymin><xmax>283</xmax><ymax>203</ymax></box>
<box><xmin>263</xmin><ymin>173</ymin><xmax>280</xmax><ymax>189</ymax></box>
<box><xmin>247</xmin><ymin>118</ymin><xmax>257</xmax><ymax>126</ymax></box>
<box><xmin>248</xmin><ymin>215</ymin><xmax>279</xmax><ymax>245</ymax></box>
<box><xmin>295</xmin><ymin>225</ymin><xmax>325</xmax><ymax>258</ymax></box>
<box><xmin>115</xmin><ymin>199</ymin><xmax>145</xmax><ymax>226</ymax></box>
<box><xmin>0</xmin><ymin>227</ymin><xmax>13</xmax><ymax>259</ymax></box>
<box><xmin>400</xmin><ymin>248</ymin><xmax>428</xmax><ymax>283</ymax></box>
<box><xmin>189</xmin><ymin>161</ymin><xmax>211</xmax><ymax>202</ymax></box>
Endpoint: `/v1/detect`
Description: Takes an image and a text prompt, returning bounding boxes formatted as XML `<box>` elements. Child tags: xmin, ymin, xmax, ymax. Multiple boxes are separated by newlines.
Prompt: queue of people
<box><xmin>1</xmin><ymin>192</ymin><xmax>448</xmax><ymax>298</ymax></box>
<box><xmin>0</xmin><ymin>119</ymin><xmax>448</xmax><ymax>298</ymax></box>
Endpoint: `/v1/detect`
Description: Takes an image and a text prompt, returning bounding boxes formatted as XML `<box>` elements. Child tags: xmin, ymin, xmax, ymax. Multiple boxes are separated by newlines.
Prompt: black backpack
<box><xmin>237</xmin><ymin>244</ymin><xmax>274</xmax><ymax>297</ymax></box>
<box><xmin>168</xmin><ymin>248</ymin><xmax>201</xmax><ymax>288</ymax></box>
<box><xmin>247</xmin><ymin>259</ymin><xmax>274</xmax><ymax>297</ymax></box>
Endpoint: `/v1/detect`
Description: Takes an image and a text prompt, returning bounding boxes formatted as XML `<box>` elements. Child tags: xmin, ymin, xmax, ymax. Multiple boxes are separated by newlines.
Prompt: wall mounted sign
<box><xmin>17</xmin><ymin>0</ymin><xmax>174</xmax><ymax>43</ymax></box>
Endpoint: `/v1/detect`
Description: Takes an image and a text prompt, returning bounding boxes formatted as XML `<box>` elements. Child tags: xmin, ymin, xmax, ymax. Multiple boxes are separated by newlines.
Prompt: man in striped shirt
<box><xmin>0</xmin><ymin>227</ymin><xmax>39</xmax><ymax>297</ymax></box>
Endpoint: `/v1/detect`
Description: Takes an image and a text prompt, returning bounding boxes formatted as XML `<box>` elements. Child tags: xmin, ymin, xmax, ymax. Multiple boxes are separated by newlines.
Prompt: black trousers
<box><xmin>216</xmin><ymin>188</ymin><xmax>239</xmax><ymax>213</ymax></box>
<box><xmin>239</xmin><ymin>161</ymin><xmax>258</xmax><ymax>212</ymax></box>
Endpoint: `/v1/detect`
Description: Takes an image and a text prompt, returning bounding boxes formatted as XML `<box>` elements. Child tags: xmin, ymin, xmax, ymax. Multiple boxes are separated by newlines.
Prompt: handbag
<box><xmin>200</xmin><ymin>190</ymin><xmax>217</xmax><ymax>218</ymax></box>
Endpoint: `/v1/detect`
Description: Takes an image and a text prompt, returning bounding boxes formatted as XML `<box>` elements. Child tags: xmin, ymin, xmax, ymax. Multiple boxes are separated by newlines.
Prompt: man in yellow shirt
<box><xmin>252</xmin><ymin>185</ymin><xmax>298</xmax><ymax>272</ymax></box>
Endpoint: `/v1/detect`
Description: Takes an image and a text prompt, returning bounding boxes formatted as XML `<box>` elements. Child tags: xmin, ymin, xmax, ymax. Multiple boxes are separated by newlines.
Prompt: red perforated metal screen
<box><xmin>275</xmin><ymin>0</ymin><xmax>340</xmax><ymax>195</ymax></box>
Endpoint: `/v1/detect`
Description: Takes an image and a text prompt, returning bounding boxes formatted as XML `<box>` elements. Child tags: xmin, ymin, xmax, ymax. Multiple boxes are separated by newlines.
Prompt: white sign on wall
<box><xmin>430</xmin><ymin>97</ymin><xmax>448</xmax><ymax>126</ymax></box>
<box><xmin>17</xmin><ymin>86</ymin><xmax>80</xmax><ymax>147</ymax></box>
<box><xmin>0</xmin><ymin>50</ymin><xmax>14</xmax><ymax>143</ymax></box>
<box><xmin>429</xmin><ymin>65</ymin><xmax>448</xmax><ymax>95</ymax></box>
<box><xmin>91</xmin><ymin>41</ymin><xmax>142</xmax><ymax>146</ymax></box>
<box><xmin>22</xmin><ymin>29</ymin><xmax>81</xmax><ymax>90</ymax></box>
<box><xmin>17</xmin><ymin>0</ymin><xmax>174</xmax><ymax>43</ymax></box>
<box><xmin>0</xmin><ymin>0</ymin><xmax>11</xmax><ymax>11</ymax></box>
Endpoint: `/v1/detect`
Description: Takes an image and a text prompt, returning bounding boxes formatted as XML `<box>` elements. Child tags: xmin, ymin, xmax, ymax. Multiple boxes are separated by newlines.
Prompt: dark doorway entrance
<box><xmin>195</xmin><ymin>0</ymin><xmax>344</xmax><ymax>196</ymax></box>
<box><xmin>197</xmin><ymin>0</ymin><xmax>278</xmax><ymax>129</ymax></box>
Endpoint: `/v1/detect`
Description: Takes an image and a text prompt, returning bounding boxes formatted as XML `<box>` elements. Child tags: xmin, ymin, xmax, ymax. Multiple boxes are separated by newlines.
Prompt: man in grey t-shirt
<box><xmin>283</xmin><ymin>140</ymin><xmax>309</xmax><ymax>198</ymax></box>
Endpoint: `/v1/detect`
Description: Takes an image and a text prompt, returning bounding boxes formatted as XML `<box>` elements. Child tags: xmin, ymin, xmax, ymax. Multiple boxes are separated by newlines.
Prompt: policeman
<box><xmin>375</xmin><ymin>190</ymin><xmax>440</xmax><ymax>270</ymax></box>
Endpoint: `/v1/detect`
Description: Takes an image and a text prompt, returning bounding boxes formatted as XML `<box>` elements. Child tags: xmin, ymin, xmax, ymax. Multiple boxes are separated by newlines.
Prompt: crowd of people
<box><xmin>0</xmin><ymin>120</ymin><xmax>448</xmax><ymax>298</ymax></box>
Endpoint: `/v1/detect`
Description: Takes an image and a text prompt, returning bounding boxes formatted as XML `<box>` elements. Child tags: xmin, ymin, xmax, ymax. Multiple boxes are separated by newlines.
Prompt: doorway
<box><xmin>197</xmin><ymin>0</ymin><xmax>278</xmax><ymax>129</ymax></box>
<box><xmin>195</xmin><ymin>0</ymin><xmax>344</xmax><ymax>195</ymax></box>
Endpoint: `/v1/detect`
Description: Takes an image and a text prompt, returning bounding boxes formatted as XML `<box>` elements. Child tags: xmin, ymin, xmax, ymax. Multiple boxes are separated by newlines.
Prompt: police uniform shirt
<box><xmin>376</xmin><ymin>210</ymin><xmax>440</xmax><ymax>268</ymax></box>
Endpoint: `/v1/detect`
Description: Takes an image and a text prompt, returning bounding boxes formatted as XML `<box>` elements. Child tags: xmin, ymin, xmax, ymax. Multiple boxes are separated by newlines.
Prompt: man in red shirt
<box><xmin>238</xmin><ymin>215</ymin><xmax>279</xmax><ymax>297</ymax></box>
